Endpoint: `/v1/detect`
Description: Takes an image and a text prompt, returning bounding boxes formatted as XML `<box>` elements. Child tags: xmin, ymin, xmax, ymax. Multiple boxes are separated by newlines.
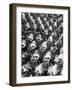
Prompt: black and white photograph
<box><xmin>9</xmin><ymin>4</ymin><xmax>70</xmax><ymax>86</ymax></box>
<box><xmin>21</xmin><ymin>12</ymin><xmax>63</xmax><ymax>77</ymax></box>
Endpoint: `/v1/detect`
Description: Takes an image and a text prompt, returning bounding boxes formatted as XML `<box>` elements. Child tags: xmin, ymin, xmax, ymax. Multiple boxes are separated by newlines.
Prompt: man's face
<box><xmin>28</xmin><ymin>33</ymin><xmax>34</xmax><ymax>41</ymax></box>
<box><xmin>36</xmin><ymin>34</ymin><xmax>43</xmax><ymax>41</ymax></box>
<box><xmin>31</xmin><ymin>50</ymin><xmax>40</xmax><ymax>60</ymax></box>
<box><xmin>29</xmin><ymin>41</ymin><xmax>36</xmax><ymax>50</ymax></box>
<box><xmin>21</xmin><ymin>40</ymin><xmax>26</xmax><ymax>48</ymax></box>
<box><xmin>40</xmin><ymin>41</ymin><xmax>47</xmax><ymax>51</ymax></box>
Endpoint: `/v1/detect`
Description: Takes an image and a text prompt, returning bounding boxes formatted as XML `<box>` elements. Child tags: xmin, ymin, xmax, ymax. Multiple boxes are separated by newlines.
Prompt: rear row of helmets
<box><xmin>22</xmin><ymin>13</ymin><xmax>63</xmax><ymax>32</ymax></box>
